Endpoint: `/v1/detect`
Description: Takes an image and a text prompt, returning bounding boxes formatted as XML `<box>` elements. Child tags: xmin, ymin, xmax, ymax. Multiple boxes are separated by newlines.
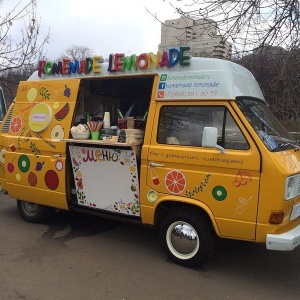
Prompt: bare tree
<box><xmin>236</xmin><ymin>47</ymin><xmax>300</xmax><ymax>127</ymax></box>
<box><xmin>0</xmin><ymin>0</ymin><xmax>49</xmax><ymax>73</ymax></box>
<box><xmin>63</xmin><ymin>45</ymin><xmax>95</xmax><ymax>61</ymax></box>
<box><xmin>156</xmin><ymin>0</ymin><xmax>299</xmax><ymax>55</ymax></box>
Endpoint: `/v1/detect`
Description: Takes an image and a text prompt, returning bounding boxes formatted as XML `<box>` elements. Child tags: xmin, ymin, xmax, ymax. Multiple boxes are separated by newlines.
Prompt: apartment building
<box><xmin>159</xmin><ymin>17</ymin><xmax>232</xmax><ymax>59</ymax></box>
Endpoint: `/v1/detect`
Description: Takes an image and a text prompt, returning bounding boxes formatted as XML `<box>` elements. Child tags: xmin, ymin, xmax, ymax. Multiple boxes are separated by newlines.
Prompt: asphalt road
<box><xmin>0</xmin><ymin>192</ymin><xmax>299</xmax><ymax>300</ymax></box>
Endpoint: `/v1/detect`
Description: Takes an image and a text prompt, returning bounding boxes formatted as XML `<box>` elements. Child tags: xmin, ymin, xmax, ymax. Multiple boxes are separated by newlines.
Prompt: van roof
<box><xmin>28</xmin><ymin>57</ymin><xmax>264</xmax><ymax>101</ymax></box>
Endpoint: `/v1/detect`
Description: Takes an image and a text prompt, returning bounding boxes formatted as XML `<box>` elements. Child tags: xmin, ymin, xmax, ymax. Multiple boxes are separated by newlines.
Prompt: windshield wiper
<box><xmin>271</xmin><ymin>143</ymin><xmax>300</xmax><ymax>152</ymax></box>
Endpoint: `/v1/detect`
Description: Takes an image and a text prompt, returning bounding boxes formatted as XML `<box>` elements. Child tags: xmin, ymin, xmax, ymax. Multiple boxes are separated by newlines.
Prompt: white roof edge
<box><xmin>27</xmin><ymin>57</ymin><xmax>264</xmax><ymax>101</ymax></box>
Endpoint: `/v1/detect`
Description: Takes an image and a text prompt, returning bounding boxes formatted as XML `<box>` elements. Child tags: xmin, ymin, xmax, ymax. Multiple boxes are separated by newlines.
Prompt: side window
<box><xmin>213</xmin><ymin>110</ymin><xmax>249</xmax><ymax>150</ymax></box>
<box><xmin>157</xmin><ymin>105</ymin><xmax>249</xmax><ymax>150</ymax></box>
<box><xmin>0</xmin><ymin>88</ymin><xmax>6</xmax><ymax>121</ymax></box>
<box><xmin>0</xmin><ymin>103</ymin><xmax>4</xmax><ymax>121</ymax></box>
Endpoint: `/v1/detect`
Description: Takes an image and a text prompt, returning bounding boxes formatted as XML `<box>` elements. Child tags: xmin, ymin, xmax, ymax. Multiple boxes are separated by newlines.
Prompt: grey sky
<box><xmin>3</xmin><ymin>0</ymin><xmax>179</xmax><ymax>60</ymax></box>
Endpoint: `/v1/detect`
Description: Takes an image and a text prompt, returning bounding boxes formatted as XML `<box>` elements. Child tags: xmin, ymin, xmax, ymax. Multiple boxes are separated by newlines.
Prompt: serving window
<box><xmin>73</xmin><ymin>76</ymin><xmax>154</xmax><ymax>127</ymax></box>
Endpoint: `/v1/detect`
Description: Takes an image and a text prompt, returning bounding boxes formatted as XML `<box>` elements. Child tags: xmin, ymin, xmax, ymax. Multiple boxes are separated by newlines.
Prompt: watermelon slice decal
<box><xmin>55</xmin><ymin>103</ymin><xmax>70</xmax><ymax>121</ymax></box>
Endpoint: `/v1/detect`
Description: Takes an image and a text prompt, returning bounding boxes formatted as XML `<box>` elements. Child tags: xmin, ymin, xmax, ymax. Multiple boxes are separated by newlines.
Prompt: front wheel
<box><xmin>17</xmin><ymin>200</ymin><xmax>54</xmax><ymax>223</ymax></box>
<box><xmin>159</xmin><ymin>210</ymin><xmax>215</xmax><ymax>267</ymax></box>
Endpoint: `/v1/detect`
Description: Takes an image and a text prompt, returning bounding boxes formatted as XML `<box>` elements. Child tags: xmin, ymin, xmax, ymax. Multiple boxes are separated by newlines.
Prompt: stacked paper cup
<box><xmin>103</xmin><ymin>112</ymin><xmax>111</xmax><ymax>129</ymax></box>
<box><xmin>127</xmin><ymin>117</ymin><xmax>134</xmax><ymax>129</ymax></box>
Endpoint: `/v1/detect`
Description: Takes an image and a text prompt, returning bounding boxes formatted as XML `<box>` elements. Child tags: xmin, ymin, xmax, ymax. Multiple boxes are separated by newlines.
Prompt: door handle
<box><xmin>149</xmin><ymin>162</ymin><xmax>165</xmax><ymax>167</ymax></box>
<box><xmin>53</xmin><ymin>154</ymin><xmax>62</xmax><ymax>158</ymax></box>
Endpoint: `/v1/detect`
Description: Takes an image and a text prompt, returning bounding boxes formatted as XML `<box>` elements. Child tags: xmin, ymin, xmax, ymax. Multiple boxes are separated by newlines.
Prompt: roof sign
<box><xmin>37</xmin><ymin>47</ymin><xmax>191</xmax><ymax>77</ymax></box>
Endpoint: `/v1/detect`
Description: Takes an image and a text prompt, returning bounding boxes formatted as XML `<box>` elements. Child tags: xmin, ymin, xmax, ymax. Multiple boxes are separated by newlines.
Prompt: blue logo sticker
<box><xmin>159</xmin><ymin>82</ymin><xmax>166</xmax><ymax>89</ymax></box>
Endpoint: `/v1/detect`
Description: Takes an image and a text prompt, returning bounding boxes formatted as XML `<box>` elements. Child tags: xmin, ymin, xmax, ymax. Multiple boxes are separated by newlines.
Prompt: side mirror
<box><xmin>202</xmin><ymin>127</ymin><xmax>226</xmax><ymax>153</ymax></box>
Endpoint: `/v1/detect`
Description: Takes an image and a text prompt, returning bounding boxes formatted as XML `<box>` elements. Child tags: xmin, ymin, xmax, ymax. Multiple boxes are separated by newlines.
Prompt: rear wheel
<box><xmin>159</xmin><ymin>210</ymin><xmax>215</xmax><ymax>267</ymax></box>
<box><xmin>17</xmin><ymin>200</ymin><xmax>54</xmax><ymax>223</ymax></box>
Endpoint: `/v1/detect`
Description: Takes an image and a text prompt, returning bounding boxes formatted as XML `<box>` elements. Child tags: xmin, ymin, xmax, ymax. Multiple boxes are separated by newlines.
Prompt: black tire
<box><xmin>159</xmin><ymin>209</ymin><xmax>215</xmax><ymax>267</ymax></box>
<box><xmin>17</xmin><ymin>200</ymin><xmax>55</xmax><ymax>223</ymax></box>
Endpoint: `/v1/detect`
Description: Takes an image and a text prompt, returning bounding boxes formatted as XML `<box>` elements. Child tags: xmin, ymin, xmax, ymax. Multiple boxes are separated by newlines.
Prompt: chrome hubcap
<box><xmin>167</xmin><ymin>221</ymin><xmax>199</xmax><ymax>259</ymax></box>
<box><xmin>22</xmin><ymin>202</ymin><xmax>39</xmax><ymax>216</ymax></box>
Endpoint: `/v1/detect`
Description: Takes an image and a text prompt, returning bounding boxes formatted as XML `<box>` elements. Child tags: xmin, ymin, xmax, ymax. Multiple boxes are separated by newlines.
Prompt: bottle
<box><xmin>98</xmin><ymin>105</ymin><xmax>104</xmax><ymax>120</ymax></box>
<box><xmin>94</xmin><ymin>105</ymin><xmax>104</xmax><ymax>121</ymax></box>
<box><xmin>86</xmin><ymin>112</ymin><xmax>91</xmax><ymax>121</ymax></box>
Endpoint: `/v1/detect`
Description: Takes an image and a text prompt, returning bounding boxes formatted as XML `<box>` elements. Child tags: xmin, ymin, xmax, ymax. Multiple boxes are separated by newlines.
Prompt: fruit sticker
<box><xmin>55</xmin><ymin>103</ymin><xmax>70</xmax><ymax>121</ymax></box>
<box><xmin>27</xmin><ymin>88</ymin><xmax>37</xmax><ymax>102</ymax></box>
<box><xmin>28</xmin><ymin>172</ymin><xmax>37</xmax><ymax>186</ymax></box>
<box><xmin>212</xmin><ymin>186</ymin><xmax>227</xmax><ymax>201</ymax></box>
<box><xmin>10</xmin><ymin>116</ymin><xmax>22</xmax><ymax>134</ymax></box>
<box><xmin>55</xmin><ymin>160</ymin><xmax>63</xmax><ymax>171</ymax></box>
<box><xmin>53</xmin><ymin>102</ymin><xmax>59</xmax><ymax>109</ymax></box>
<box><xmin>7</xmin><ymin>162</ymin><xmax>14</xmax><ymax>173</ymax></box>
<box><xmin>29</xmin><ymin>103</ymin><xmax>52</xmax><ymax>133</ymax></box>
<box><xmin>35</xmin><ymin>162</ymin><xmax>44</xmax><ymax>171</ymax></box>
<box><xmin>64</xmin><ymin>85</ymin><xmax>71</xmax><ymax>98</ymax></box>
<box><xmin>44</xmin><ymin>170</ymin><xmax>59</xmax><ymax>190</ymax></box>
<box><xmin>0</xmin><ymin>148</ymin><xmax>5</xmax><ymax>164</ymax></box>
<box><xmin>147</xmin><ymin>190</ymin><xmax>158</xmax><ymax>203</ymax></box>
<box><xmin>233</xmin><ymin>171</ymin><xmax>252</xmax><ymax>187</ymax></box>
<box><xmin>50</xmin><ymin>124</ymin><xmax>64</xmax><ymax>141</ymax></box>
<box><xmin>18</xmin><ymin>155</ymin><xmax>30</xmax><ymax>173</ymax></box>
<box><xmin>164</xmin><ymin>170</ymin><xmax>186</xmax><ymax>195</ymax></box>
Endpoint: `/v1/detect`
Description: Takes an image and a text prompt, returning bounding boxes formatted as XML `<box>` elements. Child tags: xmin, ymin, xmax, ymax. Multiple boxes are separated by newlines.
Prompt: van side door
<box><xmin>145</xmin><ymin>101</ymin><xmax>261</xmax><ymax>240</ymax></box>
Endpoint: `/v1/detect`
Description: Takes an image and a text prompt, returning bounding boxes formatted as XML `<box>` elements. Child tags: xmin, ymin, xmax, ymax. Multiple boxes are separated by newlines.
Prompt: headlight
<box><xmin>285</xmin><ymin>175</ymin><xmax>300</xmax><ymax>200</ymax></box>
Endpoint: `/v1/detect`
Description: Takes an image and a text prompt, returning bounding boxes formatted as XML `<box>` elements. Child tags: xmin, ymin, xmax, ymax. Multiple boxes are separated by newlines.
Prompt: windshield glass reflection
<box><xmin>236</xmin><ymin>98</ymin><xmax>298</xmax><ymax>151</ymax></box>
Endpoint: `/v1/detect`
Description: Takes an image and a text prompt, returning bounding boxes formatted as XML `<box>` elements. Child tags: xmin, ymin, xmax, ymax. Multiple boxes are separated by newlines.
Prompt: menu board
<box><xmin>69</xmin><ymin>145</ymin><xmax>140</xmax><ymax>216</ymax></box>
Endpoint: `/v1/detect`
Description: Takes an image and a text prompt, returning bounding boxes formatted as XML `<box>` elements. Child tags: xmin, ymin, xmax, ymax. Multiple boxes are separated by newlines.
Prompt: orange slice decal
<box><xmin>164</xmin><ymin>170</ymin><xmax>186</xmax><ymax>195</ymax></box>
<box><xmin>10</xmin><ymin>116</ymin><xmax>22</xmax><ymax>134</ymax></box>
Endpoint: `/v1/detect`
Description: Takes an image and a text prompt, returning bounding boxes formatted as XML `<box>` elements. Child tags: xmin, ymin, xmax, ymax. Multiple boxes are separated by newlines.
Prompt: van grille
<box><xmin>290</xmin><ymin>202</ymin><xmax>300</xmax><ymax>220</ymax></box>
<box><xmin>2</xmin><ymin>106</ymin><xmax>13</xmax><ymax>133</ymax></box>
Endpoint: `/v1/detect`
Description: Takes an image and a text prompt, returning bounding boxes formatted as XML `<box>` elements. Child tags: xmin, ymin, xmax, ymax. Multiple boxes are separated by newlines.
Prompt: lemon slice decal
<box><xmin>212</xmin><ymin>186</ymin><xmax>227</xmax><ymax>201</ymax></box>
<box><xmin>147</xmin><ymin>190</ymin><xmax>158</xmax><ymax>203</ymax></box>
<box><xmin>53</xmin><ymin>102</ymin><xmax>59</xmax><ymax>109</ymax></box>
<box><xmin>29</xmin><ymin>103</ymin><xmax>52</xmax><ymax>133</ymax></box>
<box><xmin>27</xmin><ymin>88</ymin><xmax>37</xmax><ymax>102</ymax></box>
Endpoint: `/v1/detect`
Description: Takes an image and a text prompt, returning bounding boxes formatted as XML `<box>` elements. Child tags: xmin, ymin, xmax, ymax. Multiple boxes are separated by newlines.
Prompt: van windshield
<box><xmin>236</xmin><ymin>97</ymin><xmax>298</xmax><ymax>151</ymax></box>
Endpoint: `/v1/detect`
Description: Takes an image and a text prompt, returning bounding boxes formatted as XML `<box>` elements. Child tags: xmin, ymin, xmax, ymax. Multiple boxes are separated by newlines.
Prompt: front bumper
<box><xmin>266</xmin><ymin>224</ymin><xmax>300</xmax><ymax>251</ymax></box>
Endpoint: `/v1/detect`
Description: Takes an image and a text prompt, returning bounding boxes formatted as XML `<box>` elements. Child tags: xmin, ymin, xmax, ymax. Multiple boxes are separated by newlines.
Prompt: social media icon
<box><xmin>159</xmin><ymin>82</ymin><xmax>166</xmax><ymax>89</ymax></box>
<box><xmin>160</xmin><ymin>74</ymin><xmax>167</xmax><ymax>81</ymax></box>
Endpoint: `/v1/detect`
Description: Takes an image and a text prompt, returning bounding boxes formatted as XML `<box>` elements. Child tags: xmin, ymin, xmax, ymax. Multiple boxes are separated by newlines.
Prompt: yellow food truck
<box><xmin>0</xmin><ymin>47</ymin><xmax>299</xmax><ymax>267</ymax></box>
